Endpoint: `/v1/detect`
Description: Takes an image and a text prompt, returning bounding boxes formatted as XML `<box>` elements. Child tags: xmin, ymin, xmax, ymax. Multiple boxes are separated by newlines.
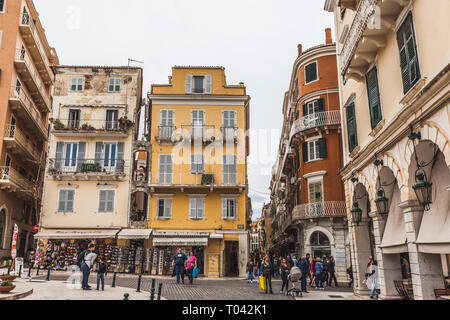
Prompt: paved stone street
<box><xmin>21</xmin><ymin>270</ymin><xmax>355</xmax><ymax>300</ymax></box>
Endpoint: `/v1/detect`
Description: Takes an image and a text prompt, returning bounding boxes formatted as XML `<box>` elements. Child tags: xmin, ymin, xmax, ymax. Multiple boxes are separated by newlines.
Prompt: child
<box><xmin>246</xmin><ymin>258</ymin><xmax>255</xmax><ymax>283</ymax></box>
<box><xmin>96</xmin><ymin>257</ymin><xmax>107</xmax><ymax>291</ymax></box>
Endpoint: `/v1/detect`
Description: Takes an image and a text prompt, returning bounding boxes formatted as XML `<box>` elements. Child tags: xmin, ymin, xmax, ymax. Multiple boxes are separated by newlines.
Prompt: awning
<box><xmin>209</xmin><ymin>233</ymin><xmax>224</xmax><ymax>239</ymax></box>
<box><xmin>34</xmin><ymin>229</ymin><xmax>119</xmax><ymax>239</ymax></box>
<box><xmin>152</xmin><ymin>231</ymin><xmax>209</xmax><ymax>247</ymax></box>
<box><xmin>380</xmin><ymin>189</ymin><xmax>407</xmax><ymax>254</ymax></box>
<box><xmin>117</xmin><ymin>229</ymin><xmax>152</xmax><ymax>240</ymax></box>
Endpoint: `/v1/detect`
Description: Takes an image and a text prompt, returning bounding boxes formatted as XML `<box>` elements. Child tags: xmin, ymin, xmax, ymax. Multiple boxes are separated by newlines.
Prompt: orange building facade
<box><xmin>269</xmin><ymin>29</ymin><xmax>350</xmax><ymax>282</ymax></box>
<box><xmin>0</xmin><ymin>0</ymin><xmax>58</xmax><ymax>259</ymax></box>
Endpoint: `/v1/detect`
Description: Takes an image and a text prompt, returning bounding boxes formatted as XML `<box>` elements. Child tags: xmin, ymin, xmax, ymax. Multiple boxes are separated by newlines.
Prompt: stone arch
<box><xmin>356</xmin><ymin>170</ymin><xmax>375</xmax><ymax>205</ymax></box>
<box><xmin>0</xmin><ymin>205</ymin><xmax>9</xmax><ymax>249</ymax></box>
<box><xmin>305</xmin><ymin>226</ymin><xmax>335</xmax><ymax>246</ymax></box>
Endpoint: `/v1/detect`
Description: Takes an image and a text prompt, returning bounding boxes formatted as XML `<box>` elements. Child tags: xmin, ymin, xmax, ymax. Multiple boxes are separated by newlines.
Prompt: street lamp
<box><xmin>351</xmin><ymin>201</ymin><xmax>362</xmax><ymax>225</ymax></box>
<box><xmin>374</xmin><ymin>158</ymin><xmax>389</xmax><ymax>215</ymax></box>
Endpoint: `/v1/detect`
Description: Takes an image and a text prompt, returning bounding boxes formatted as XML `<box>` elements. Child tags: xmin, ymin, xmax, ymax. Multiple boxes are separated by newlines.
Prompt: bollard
<box><xmin>46</xmin><ymin>268</ymin><xmax>51</xmax><ymax>281</ymax></box>
<box><xmin>18</xmin><ymin>265</ymin><xmax>22</xmax><ymax>278</ymax></box>
<box><xmin>36</xmin><ymin>266</ymin><xmax>40</xmax><ymax>276</ymax></box>
<box><xmin>7</xmin><ymin>265</ymin><xmax>11</xmax><ymax>275</ymax></box>
<box><xmin>136</xmin><ymin>274</ymin><xmax>142</xmax><ymax>292</ymax></box>
<box><xmin>157</xmin><ymin>283</ymin><xmax>162</xmax><ymax>300</ymax></box>
<box><xmin>112</xmin><ymin>272</ymin><xmax>117</xmax><ymax>288</ymax></box>
<box><xmin>28</xmin><ymin>265</ymin><xmax>32</xmax><ymax>277</ymax></box>
<box><xmin>123</xmin><ymin>293</ymin><xmax>129</xmax><ymax>300</ymax></box>
<box><xmin>150</xmin><ymin>278</ymin><xmax>156</xmax><ymax>300</ymax></box>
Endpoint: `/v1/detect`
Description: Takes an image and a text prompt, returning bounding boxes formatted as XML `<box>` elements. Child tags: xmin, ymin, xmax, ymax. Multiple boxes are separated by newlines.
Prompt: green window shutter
<box><xmin>305</xmin><ymin>63</ymin><xmax>317</xmax><ymax>83</ymax></box>
<box><xmin>317</xmin><ymin>98</ymin><xmax>325</xmax><ymax>113</ymax></box>
<box><xmin>302</xmin><ymin>103</ymin><xmax>308</xmax><ymax>116</ymax></box>
<box><xmin>397</xmin><ymin>12</ymin><xmax>420</xmax><ymax>94</ymax></box>
<box><xmin>346</xmin><ymin>103</ymin><xmax>358</xmax><ymax>152</ymax></box>
<box><xmin>366</xmin><ymin>67</ymin><xmax>382</xmax><ymax>129</ymax></box>
<box><xmin>318</xmin><ymin>138</ymin><xmax>327</xmax><ymax>159</ymax></box>
<box><xmin>302</xmin><ymin>142</ymin><xmax>308</xmax><ymax>163</ymax></box>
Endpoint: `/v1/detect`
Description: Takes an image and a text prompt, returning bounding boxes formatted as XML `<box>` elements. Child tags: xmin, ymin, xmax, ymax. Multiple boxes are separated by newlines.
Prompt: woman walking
<box><xmin>261</xmin><ymin>256</ymin><xmax>273</xmax><ymax>294</ymax></box>
<box><xmin>280</xmin><ymin>258</ymin><xmax>290</xmax><ymax>294</ymax></box>
<box><xmin>365</xmin><ymin>257</ymin><xmax>379</xmax><ymax>299</ymax></box>
<box><xmin>186</xmin><ymin>251</ymin><xmax>197</xmax><ymax>285</ymax></box>
<box><xmin>246</xmin><ymin>258</ymin><xmax>255</xmax><ymax>283</ymax></box>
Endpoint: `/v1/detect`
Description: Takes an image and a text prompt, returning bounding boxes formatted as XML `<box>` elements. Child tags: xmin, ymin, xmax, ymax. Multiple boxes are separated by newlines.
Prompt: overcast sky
<box><xmin>35</xmin><ymin>0</ymin><xmax>334</xmax><ymax>220</ymax></box>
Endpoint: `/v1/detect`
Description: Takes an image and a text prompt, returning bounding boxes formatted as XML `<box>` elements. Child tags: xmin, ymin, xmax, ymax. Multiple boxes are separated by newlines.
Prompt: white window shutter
<box><xmin>66</xmin><ymin>190</ymin><xmax>74</xmax><ymax>212</ymax></box>
<box><xmin>58</xmin><ymin>190</ymin><xmax>65</xmax><ymax>212</ymax></box>
<box><xmin>205</xmin><ymin>75</ymin><xmax>212</xmax><ymax>94</ymax></box>
<box><xmin>198</xmin><ymin>199</ymin><xmax>204</xmax><ymax>219</ymax></box>
<box><xmin>186</xmin><ymin>75</ymin><xmax>193</xmax><ymax>94</ymax></box>
<box><xmin>165</xmin><ymin>199</ymin><xmax>172</xmax><ymax>218</ymax></box>
<box><xmin>222</xmin><ymin>199</ymin><xmax>227</xmax><ymax>219</ymax></box>
<box><xmin>189</xmin><ymin>198</ymin><xmax>196</xmax><ymax>219</ymax></box>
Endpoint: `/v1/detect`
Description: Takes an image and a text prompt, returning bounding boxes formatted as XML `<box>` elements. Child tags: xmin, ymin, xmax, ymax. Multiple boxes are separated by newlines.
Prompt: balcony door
<box><xmin>64</xmin><ymin>143</ymin><xmax>78</xmax><ymax>172</ymax></box>
<box><xmin>308</xmin><ymin>179</ymin><xmax>323</xmax><ymax>216</ymax></box>
<box><xmin>106</xmin><ymin>110</ymin><xmax>118</xmax><ymax>130</ymax></box>
<box><xmin>223</xmin><ymin>111</ymin><xmax>236</xmax><ymax>141</ymax></box>
<box><xmin>160</xmin><ymin>110</ymin><xmax>174</xmax><ymax>139</ymax></box>
<box><xmin>191</xmin><ymin>110</ymin><xmax>205</xmax><ymax>140</ymax></box>
<box><xmin>68</xmin><ymin>109</ymin><xmax>80</xmax><ymax>129</ymax></box>
<box><xmin>103</xmin><ymin>143</ymin><xmax>117</xmax><ymax>172</ymax></box>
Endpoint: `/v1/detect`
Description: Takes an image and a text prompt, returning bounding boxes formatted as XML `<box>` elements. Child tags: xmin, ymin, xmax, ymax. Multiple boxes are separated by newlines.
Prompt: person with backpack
<box><xmin>172</xmin><ymin>248</ymin><xmax>187</xmax><ymax>284</ymax></box>
<box><xmin>314</xmin><ymin>257</ymin><xmax>324</xmax><ymax>289</ymax></box>
<box><xmin>79</xmin><ymin>244</ymin><xmax>97</xmax><ymax>290</ymax></box>
<box><xmin>95</xmin><ymin>257</ymin><xmax>107</xmax><ymax>291</ymax></box>
<box><xmin>185</xmin><ymin>251</ymin><xmax>197</xmax><ymax>285</ymax></box>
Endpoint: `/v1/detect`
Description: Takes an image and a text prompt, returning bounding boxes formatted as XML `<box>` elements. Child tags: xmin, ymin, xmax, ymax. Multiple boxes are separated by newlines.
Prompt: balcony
<box><xmin>180</xmin><ymin>125</ymin><xmax>216</xmax><ymax>144</ymax></box>
<box><xmin>292</xmin><ymin>201</ymin><xmax>347</xmax><ymax>221</ymax></box>
<box><xmin>51</xmin><ymin>118</ymin><xmax>132</xmax><ymax>138</ymax></box>
<box><xmin>48</xmin><ymin>158</ymin><xmax>128</xmax><ymax>181</ymax></box>
<box><xmin>18</xmin><ymin>13</ymin><xmax>53</xmax><ymax>84</ymax></box>
<box><xmin>156</xmin><ymin>126</ymin><xmax>177</xmax><ymax>143</ymax></box>
<box><xmin>0</xmin><ymin>166</ymin><xmax>36</xmax><ymax>200</ymax></box>
<box><xmin>149</xmin><ymin>171</ymin><xmax>246</xmax><ymax>193</ymax></box>
<box><xmin>8</xmin><ymin>86</ymin><xmax>48</xmax><ymax>141</ymax></box>
<box><xmin>14</xmin><ymin>48</ymin><xmax>50</xmax><ymax>112</ymax></box>
<box><xmin>340</xmin><ymin>0</ymin><xmax>409</xmax><ymax>80</ymax></box>
<box><xmin>289</xmin><ymin>110</ymin><xmax>341</xmax><ymax>143</ymax></box>
<box><xmin>3</xmin><ymin>125</ymin><xmax>43</xmax><ymax>167</ymax></box>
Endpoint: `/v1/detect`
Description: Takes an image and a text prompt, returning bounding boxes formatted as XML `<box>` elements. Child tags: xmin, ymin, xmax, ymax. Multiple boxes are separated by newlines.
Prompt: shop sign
<box><xmin>33</xmin><ymin>225</ymin><xmax>39</xmax><ymax>232</ymax></box>
<box><xmin>237</xmin><ymin>224</ymin><xmax>244</xmax><ymax>229</ymax></box>
<box><xmin>11</xmin><ymin>224</ymin><xmax>18</xmax><ymax>260</ymax></box>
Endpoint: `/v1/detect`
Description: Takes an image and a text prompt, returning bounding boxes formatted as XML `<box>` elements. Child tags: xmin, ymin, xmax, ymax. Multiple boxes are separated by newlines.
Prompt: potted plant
<box><xmin>0</xmin><ymin>274</ymin><xmax>17</xmax><ymax>281</ymax></box>
<box><xmin>0</xmin><ymin>280</ymin><xmax>16</xmax><ymax>294</ymax></box>
<box><xmin>53</xmin><ymin>119</ymin><xmax>65</xmax><ymax>130</ymax></box>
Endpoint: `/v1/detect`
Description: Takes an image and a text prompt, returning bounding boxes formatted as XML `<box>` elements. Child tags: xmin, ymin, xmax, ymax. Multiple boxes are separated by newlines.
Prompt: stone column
<box><xmin>349</xmin><ymin>221</ymin><xmax>372</xmax><ymax>295</ymax></box>
<box><xmin>332</xmin><ymin>219</ymin><xmax>348</xmax><ymax>283</ymax></box>
<box><xmin>400</xmin><ymin>200</ymin><xmax>445</xmax><ymax>300</ymax></box>
<box><xmin>238</xmin><ymin>233</ymin><xmax>249</xmax><ymax>278</ymax></box>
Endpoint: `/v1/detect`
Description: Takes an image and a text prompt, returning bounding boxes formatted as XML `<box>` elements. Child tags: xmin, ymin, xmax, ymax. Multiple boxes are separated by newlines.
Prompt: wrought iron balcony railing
<box><xmin>292</xmin><ymin>201</ymin><xmax>347</xmax><ymax>220</ymax></box>
<box><xmin>290</xmin><ymin>110</ymin><xmax>341</xmax><ymax>141</ymax></box>
<box><xmin>0</xmin><ymin>166</ymin><xmax>34</xmax><ymax>192</ymax></box>
<box><xmin>48</xmin><ymin>158</ymin><xmax>126</xmax><ymax>175</ymax></box>
<box><xmin>156</xmin><ymin>125</ymin><xmax>176</xmax><ymax>142</ymax></box>
<box><xmin>4</xmin><ymin>125</ymin><xmax>43</xmax><ymax>162</ymax></box>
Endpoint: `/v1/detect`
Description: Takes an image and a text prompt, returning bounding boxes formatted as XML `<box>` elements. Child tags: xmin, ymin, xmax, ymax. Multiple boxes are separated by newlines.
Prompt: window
<box><xmin>302</xmin><ymin>138</ymin><xmax>327</xmax><ymax>162</ymax></box>
<box><xmin>189</xmin><ymin>198</ymin><xmax>205</xmax><ymax>220</ymax></box>
<box><xmin>106</xmin><ymin>110</ymin><xmax>119</xmax><ymax>130</ymax></box>
<box><xmin>310</xmin><ymin>231</ymin><xmax>330</xmax><ymax>246</ymax></box>
<box><xmin>0</xmin><ymin>209</ymin><xmax>6</xmax><ymax>248</ymax></box>
<box><xmin>58</xmin><ymin>189</ymin><xmax>75</xmax><ymax>213</ymax></box>
<box><xmin>223</xmin><ymin>111</ymin><xmax>237</xmax><ymax>141</ymax></box>
<box><xmin>303</xmin><ymin>98</ymin><xmax>324</xmax><ymax>117</ymax></box>
<box><xmin>185</xmin><ymin>75</ymin><xmax>212</xmax><ymax>94</ymax></box>
<box><xmin>308</xmin><ymin>181</ymin><xmax>323</xmax><ymax>203</ymax></box>
<box><xmin>70</xmin><ymin>77</ymin><xmax>84</xmax><ymax>92</ymax></box>
<box><xmin>366</xmin><ymin>67</ymin><xmax>382</xmax><ymax>128</ymax></box>
<box><xmin>340</xmin><ymin>7</ymin><xmax>346</xmax><ymax>20</ymax></box>
<box><xmin>0</xmin><ymin>0</ymin><xmax>5</xmax><ymax>12</ymax></box>
<box><xmin>158</xmin><ymin>154</ymin><xmax>172</xmax><ymax>184</ymax></box>
<box><xmin>223</xmin><ymin>155</ymin><xmax>237</xmax><ymax>184</ymax></box>
<box><xmin>108</xmin><ymin>78</ymin><xmax>121</xmax><ymax>92</ymax></box>
<box><xmin>99</xmin><ymin>190</ymin><xmax>115</xmax><ymax>213</ymax></box>
<box><xmin>191</xmin><ymin>110</ymin><xmax>205</xmax><ymax>140</ymax></box>
<box><xmin>68</xmin><ymin>109</ymin><xmax>80</xmax><ymax>129</ymax></box>
<box><xmin>103</xmin><ymin>142</ymin><xmax>117</xmax><ymax>171</ymax></box>
<box><xmin>157</xmin><ymin>198</ymin><xmax>172</xmax><ymax>219</ymax></box>
<box><xmin>346</xmin><ymin>102</ymin><xmax>358</xmax><ymax>152</ymax></box>
<box><xmin>222</xmin><ymin>198</ymin><xmax>237</xmax><ymax>220</ymax></box>
<box><xmin>305</xmin><ymin>62</ymin><xmax>318</xmax><ymax>84</ymax></box>
<box><xmin>160</xmin><ymin>110</ymin><xmax>174</xmax><ymax>139</ymax></box>
<box><xmin>64</xmin><ymin>143</ymin><xmax>78</xmax><ymax>171</ymax></box>
<box><xmin>191</xmin><ymin>154</ymin><xmax>204</xmax><ymax>174</ymax></box>
<box><xmin>397</xmin><ymin>12</ymin><xmax>420</xmax><ymax>94</ymax></box>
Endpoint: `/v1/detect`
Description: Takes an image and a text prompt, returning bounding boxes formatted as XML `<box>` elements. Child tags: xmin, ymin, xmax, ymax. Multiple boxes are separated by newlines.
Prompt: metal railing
<box><xmin>9</xmin><ymin>86</ymin><xmax>48</xmax><ymax>137</ymax></box>
<box><xmin>290</xmin><ymin>110</ymin><xmax>341</xmax><ymax>140</ymax></box>
<box><xmin>130</xmin><ymin>211</ymin><xmax>147</xmax><ymax>222</ymax></box>
<box><xmin>19</xmin><ymin>13</ymin><xmax>53</xmax><ymax>79</ymax></box>
<box><xmin>292</xmin><ymin>201</ymin><xmax>347</xmax><ymax>220</ymax></box>
<box><xmin>48</xmin><ymin>158</ymin><xmax>127</xmax><ymax>174</ymax></box>
<box><xmin>154</xmin><ymin>171</ymin><xmax>245</xmax><ymax>186</ymax></box>
<box><xmin>221</xmin><ymin>127</ymin><xmax>238</xmax><ymax>142</ymax></box>
<box><xmin>14</xmin><ymin>48</ymin><xmax>50</xmax><ymax>109</ymax></box>
<box><xmin>53</xmin><ymin>119</ymin><xmax>127</xmax><ymax>133</ymax></box>
<box><xmin>157</xmin><ymin>126</ymin><xmax>176</xmax><ymax>141</ymax></box>
<box><xmin>0</xmin><ymin>166</ymin><xmax>34</xmax><ymax>192</ymax></box>
<box><xmin>4</xmin><ymin>125</ymin><xmax>43</xmax><ymax>161</ymax></box>
<box><xmin>180</xmin><ymin>125</ymin><xmax>216</xmax><ymax>142</ymax></box>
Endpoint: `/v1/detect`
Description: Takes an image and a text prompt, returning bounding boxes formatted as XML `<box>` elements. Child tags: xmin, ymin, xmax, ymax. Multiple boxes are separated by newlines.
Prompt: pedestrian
<box><xmin>297</xmin><ymin>257</ymin><xmax>309</xmax><ymax>293</ymax></box>
<box><xmin>314</xmin><ymin>257</ymin><xmax>324</xmax><ymax>289</ymax></box>
<box><xmin>246</xmin><ymin>258</ymin><xmax>255</xmax><ymax>283</ymax></box>
<box><xmin>80</xmin><ymin>244</ymin><xmax>97</xmax><ymax>290</ymax></box>
<box><xmin>287</xmin><ymin>254</ymin><xmax>294</xmax><ymax>269</ymax></box>
<box><xmin>273</xmin><ymin>255</ymin><xmax>280</xmax><ymax>277</ymax></box>
<box><xmin>261</xmin><ymin>256</ymin><xmax>273</xmax><ymax>294</ymax></box>
<box><xmin>347</xmin><ymin>265</ymin><xmax>354</xmax><ymax>288</ymax></box>
<box><xmin>96</xmin><ymin>257</ymin><xmax>107</xmax><ymax>291</ymax></box>
<box><xmin>310</xmin><ymin>257</ymin><xmax>317</xmax><ymax>287</ymax></box>
<box><xmin>328</xmin><ymin>256</ymin><xmax>338</xmax><ymax>287</ymax></box>
<box><xmin>291</xmin><ymin>254</ymin><xmax>298</xmax><ymax>267</ymax></box>
<box><xmin>365</xmin><ymin>257</ymin><xmax>379</xmax><ymax>299</ymax></box>
<box><xmin>322</xmin><ymin>257</ymin><xmax>329</xmax><ymax>287</ymax></box>
<box><xmin>186</xmin><ymin>251</ymin><xmax>197</xmax><ymax>285</ymax></box>
<box><xmin>171</xmin><ymin>248</ymin><xmax>187</xmax><ymax>284</ymax></box>
<box><xmin>280</xmin><ymin>258</ymin><xmax>289</xmax><ymax>294</ymax></box>
<box><xmin>257</xmin><ymin>253</ymin><xmax>264</xmax><ymax>276</ymax></box>
<box><xmin>305</xmin><ymin>253</ymin><xmax>312</xmax><ymax>285</ymax></box>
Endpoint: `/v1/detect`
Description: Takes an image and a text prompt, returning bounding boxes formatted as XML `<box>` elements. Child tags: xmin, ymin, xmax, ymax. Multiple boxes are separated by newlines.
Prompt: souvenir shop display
<box><xmin>144</xmin><ymin>248</ymin><xmax>152</xmax><ymax>273</ymax></box>
<box><xmin>134</xmin><ymin>247</ymin><xmax>144</xmax><ymax>274</ymax></box>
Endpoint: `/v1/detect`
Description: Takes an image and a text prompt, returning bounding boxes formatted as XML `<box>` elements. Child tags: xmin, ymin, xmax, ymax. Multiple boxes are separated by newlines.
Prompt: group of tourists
<box><xmin>78</xmin><ymin>244</ymin><xmax>107</xmax><ymax>291</ymax></box>
<box><xmin>171</xmin><ymin>248</ymin><xmax>200</xmax><ymax>285</ymax></box>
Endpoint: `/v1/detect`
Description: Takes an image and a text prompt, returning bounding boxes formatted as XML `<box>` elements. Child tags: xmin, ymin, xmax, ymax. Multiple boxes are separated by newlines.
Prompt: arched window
<box><xmin>0</xmin><ymin>209</ymin><xmax>6</xmax><ymax>248</ymax></box>
<box><xmin>310</xmin><ymin>231</ymin><xmax>330</xmax><ymax>246</ymax></box>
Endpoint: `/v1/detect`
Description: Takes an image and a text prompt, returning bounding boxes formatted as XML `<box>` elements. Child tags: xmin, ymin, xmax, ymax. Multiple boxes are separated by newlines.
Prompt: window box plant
<box><xmin>53</xmin><ymin>119</ymin><xmax>66</xmax><ymax>130</ymax></box>
<box><xmin>0</xmin><ymin>280</ymin><xmax>16</xmax><ymax>294</ymax></box>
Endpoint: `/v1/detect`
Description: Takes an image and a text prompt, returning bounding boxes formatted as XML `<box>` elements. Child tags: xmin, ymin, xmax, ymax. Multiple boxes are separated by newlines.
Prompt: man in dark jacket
<box><xmin>172</xmin><ymin>248</ymin><xmax>187</xmax><ymax>284</ymax></box>
<box><xmin>328</xmin><ymin>256</ymin><xmax>338</xmax><ymax>287</ymax></box>
<box><xmin>297</xmin><ymin>257</ymin><xmax>309</xmax><ymax>293</ymax></box>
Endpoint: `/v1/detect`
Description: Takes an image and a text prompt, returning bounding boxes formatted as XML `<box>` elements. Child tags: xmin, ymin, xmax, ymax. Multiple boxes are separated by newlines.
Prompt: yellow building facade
<box><xmin>148</xmin><ymin>66</ymin><xmax>250</xmax><ymax>277</ymax></box>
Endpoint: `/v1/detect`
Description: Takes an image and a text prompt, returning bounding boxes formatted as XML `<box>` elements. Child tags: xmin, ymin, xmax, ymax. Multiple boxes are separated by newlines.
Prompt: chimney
<box><xmin>325</xmin><ymin>28</ymin><xmax>332</xmax><ymax>44</ymax></box>
<box><xmin>168</xmin><ymin>76</ymin><xmax>172</xmax><ymax>84</ymax></box>
<box><xmin>297</xmin><ymin>44</ymin><xmax>303</xmax><ymax>56</ymax></box>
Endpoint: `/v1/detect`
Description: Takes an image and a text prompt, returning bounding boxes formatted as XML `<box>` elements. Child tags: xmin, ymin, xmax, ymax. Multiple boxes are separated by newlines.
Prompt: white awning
<box><xmin>416</xmin><ymin>202</ymin><xmax>450</xmax><ymax>254</ymax></box>
<box><xmin>209</xmin><ymin>233</ymin><xmax>224</xmax><ymax>239</ymax></box>
<box><xmin>117</xmin><ymin>229</ymin><xmax>152</xmax><ymax>240</ymax></box>
<box><xmin>380</xmin><ymin>189</ymin><xmax>407</xmax><ymax>254</ymax></box>
<box><xmin>34</xmin><ymin>229</ymin><xmax>119</xmax><ymax>239</ymax></box>
<box><xmin>153</xmin><ymin>237</ymin><xmax>208</xmax><ymax>247</ymax></box>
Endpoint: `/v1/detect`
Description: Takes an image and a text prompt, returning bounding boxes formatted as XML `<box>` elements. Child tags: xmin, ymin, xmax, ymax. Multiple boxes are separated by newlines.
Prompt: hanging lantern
<box><xmin>412</xmin><ymin>169</ymin><xmax>433</xmax><ymax>211</ymax></box>
<box><xmin>351</xmin><ymin>201</ymin><xmax>362</xmax><ymax>225</ymax></box>
<box><xmin>374</xmin><ymin>188</ymin><xmax>389</xmax><ymax>215</ymax></box>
